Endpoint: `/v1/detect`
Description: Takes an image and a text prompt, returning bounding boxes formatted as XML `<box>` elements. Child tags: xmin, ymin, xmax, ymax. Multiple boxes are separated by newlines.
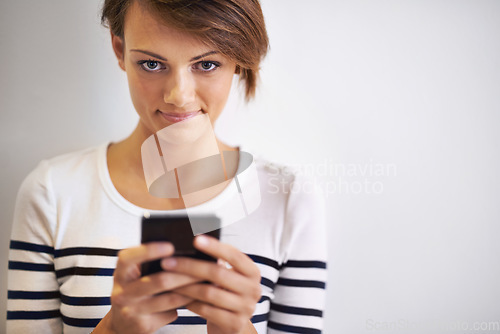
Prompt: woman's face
<box><xmin>111</xmin><ymin>1</ymin><xmax>237</xmax><ymax>138</ymax></box>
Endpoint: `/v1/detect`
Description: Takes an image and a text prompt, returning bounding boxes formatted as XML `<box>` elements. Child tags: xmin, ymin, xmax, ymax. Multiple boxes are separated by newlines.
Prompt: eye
<box><xmin>195</xmin><ymin>61</ymin><xmax>220</xmax><ymax>72</ymax></box>
<box><xmin>137</xmin><ymin>59</ymin><xmax>165</xmax><ymax>72</ymax></box>
<box><xmin>145</xmin><ymin>60</ymin><xmax>159</xmax><ymax>70</ymax></box>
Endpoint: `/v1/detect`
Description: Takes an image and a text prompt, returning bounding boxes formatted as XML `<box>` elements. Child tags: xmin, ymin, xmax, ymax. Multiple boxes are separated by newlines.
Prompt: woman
<box><xmin>7</xmin><ymin>0</ymin><xmax>327</xmax><ymax>333</ymax></box>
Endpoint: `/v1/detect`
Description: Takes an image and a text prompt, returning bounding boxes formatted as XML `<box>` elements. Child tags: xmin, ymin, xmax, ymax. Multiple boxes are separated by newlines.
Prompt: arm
<box><xmin>7</xmin><ymin>161</ymin><xmax>62</xmax><ymax>333</ymax></box>
<box><xmin>268</xmin><ymin>173</ymin><xmax>328</xmax><ymax>333</ymax></box>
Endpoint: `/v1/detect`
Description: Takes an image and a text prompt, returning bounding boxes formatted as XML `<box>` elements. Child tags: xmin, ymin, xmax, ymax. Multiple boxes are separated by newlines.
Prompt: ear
<box><xmin>110</xmin><ymin>31</ymin><xmax>126</xmax><ymax>71</ymax></box>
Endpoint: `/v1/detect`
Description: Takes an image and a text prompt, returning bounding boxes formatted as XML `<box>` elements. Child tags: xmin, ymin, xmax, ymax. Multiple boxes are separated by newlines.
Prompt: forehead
<box><xmin>123</xmin><ymin>1</ymin><xmax>208</xmax><ymax>53</ymax></box>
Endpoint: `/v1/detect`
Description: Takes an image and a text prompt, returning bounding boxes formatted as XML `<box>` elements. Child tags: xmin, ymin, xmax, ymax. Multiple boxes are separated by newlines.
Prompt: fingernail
<box><xmin>162</xmin><ymin>258</ymin><xmax>177</xmax><ymax>268</ymax></box>
<box><xmin>195</xmin><ymin>235</ymin><xmax>209</xmax><ymax>247</ymax></box>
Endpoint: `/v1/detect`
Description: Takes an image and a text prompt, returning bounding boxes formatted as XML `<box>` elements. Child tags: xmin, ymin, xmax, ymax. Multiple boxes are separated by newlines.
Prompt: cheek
<box><xmin>203</xmin><ymin>73</ymin><xmax>234</xmax><ymax>105</ymax></box>
<box><xmin>127</xmin><ymin>71</ymin><xmax>162</xmax><ymax>111</ymax></box>
<box><xmin>198</xmin><ymin>74</ymin><xmax>234</xmax><ymax>124</ymax></box>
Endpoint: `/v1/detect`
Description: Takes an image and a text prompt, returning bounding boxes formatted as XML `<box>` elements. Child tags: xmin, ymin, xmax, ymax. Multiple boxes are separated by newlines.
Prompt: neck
<box><xmin>108</xmin><ymin>121</ymin><xmax>238</xmax><ymax>176</ymax></box>
<box><xmin>107</xmin><ymin>122</ymin><xmax>148</xmax><ymax>176</ymax></box>
<box><xmin>106</xmin><ymin>121</ymin><xmax>239</xmax><ymax>210</ymax></box>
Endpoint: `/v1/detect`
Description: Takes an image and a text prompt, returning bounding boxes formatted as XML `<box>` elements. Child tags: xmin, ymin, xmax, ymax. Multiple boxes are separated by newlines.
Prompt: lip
<box><xmin>158</xmin><ymin>110</ymin><xmax>202</xmax><ymax>123</ymax></box>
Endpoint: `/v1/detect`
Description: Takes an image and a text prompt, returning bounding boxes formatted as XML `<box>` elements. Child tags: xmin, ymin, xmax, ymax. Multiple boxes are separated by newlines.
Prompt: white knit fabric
<box><xmin>7</xmin><ymin>143</ymin><xmax>327</xmax><ymax>333</ymax></box>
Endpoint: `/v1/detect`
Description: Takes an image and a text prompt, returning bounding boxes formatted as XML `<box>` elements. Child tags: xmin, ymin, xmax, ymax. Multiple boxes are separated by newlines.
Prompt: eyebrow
<box><xmin>130</xmin><ymin>49</ymin><xmax>218</xmax><ymax>62</ymax></box>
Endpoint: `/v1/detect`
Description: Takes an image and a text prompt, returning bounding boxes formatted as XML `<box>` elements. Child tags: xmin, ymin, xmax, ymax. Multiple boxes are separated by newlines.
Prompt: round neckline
<box><xmin>97</xmin><ymin>141</ymin><xmax>244</xmax><ymax>217</ymax></box>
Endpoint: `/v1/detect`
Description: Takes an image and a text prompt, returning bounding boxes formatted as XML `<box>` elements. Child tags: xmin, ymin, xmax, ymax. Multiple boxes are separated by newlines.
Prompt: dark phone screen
<box><xmin>141</xmin><ymin>214</ymin><xmax>220</xmax><ymax>276</ymax></box>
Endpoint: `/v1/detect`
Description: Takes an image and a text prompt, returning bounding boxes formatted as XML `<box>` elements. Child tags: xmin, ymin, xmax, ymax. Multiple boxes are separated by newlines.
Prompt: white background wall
<box><xmin>1</xmin><ymin>1</ymin><xmax>500</xmax><ymax>333</ymax></box>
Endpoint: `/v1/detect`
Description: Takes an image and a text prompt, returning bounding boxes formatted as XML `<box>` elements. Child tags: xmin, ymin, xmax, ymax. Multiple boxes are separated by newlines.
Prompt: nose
<box><xmin>163</xmin><ymin>70</ymin><xmax>196</xmax><ymax>108</ymax></box>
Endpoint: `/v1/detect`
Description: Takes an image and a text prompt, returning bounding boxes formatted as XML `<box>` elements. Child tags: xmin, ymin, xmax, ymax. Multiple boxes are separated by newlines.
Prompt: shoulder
<box><xmin>12</xmin><ymin>145</ymin><xmax>104</xmax><ymax>241</ymax></box>
<box><xmin>247</xmin><ymin>152</ymin><xmax>327</xmax><ymax>262</ymax></box>
<box><xmin>42</xmin><ymin>144</ymin><xmax>104</xmax><ymax>174</ymax></box>
<box><xmin>18</xmin><ymin>144</ymin><xmax>106</xmax><ymax>198</ymax></box>
<box><xmin>249</xmin><ymin>151</ymin><xmax>325</xmax><ymax>224</ymax></box>
<box><xmin>251</xmin><ymin>153</ymin><xmax>321</xmax><ymax>203</ymax></box>
<box><xmin>251</xmin><ymin>150</ymin><xmax>295</xmax><ymax>184</ymax></box>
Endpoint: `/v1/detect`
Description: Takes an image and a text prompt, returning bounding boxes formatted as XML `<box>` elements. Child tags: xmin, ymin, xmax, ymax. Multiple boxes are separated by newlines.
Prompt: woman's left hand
<box><xmin>161</xmin><ymin>235</ymin><xmax>261</xmax><ymax>334</ymax></box>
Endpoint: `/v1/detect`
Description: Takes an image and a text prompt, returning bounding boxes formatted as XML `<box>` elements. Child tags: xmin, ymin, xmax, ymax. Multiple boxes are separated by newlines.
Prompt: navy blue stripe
<box><xmin>271</xmin><ymin>303</ymin><xmax>323</xmax><ymax>317</ymax></box>
<box><xmin>54</xmin><ymin>247</ymin><xmax>119</xmax><ymax>258</ymax></box>
<box><xmin>251</xmin><ymin>312</ymin><xmax>269</xmax><ymax>323</ymax></box>
<box><xmin>10</xmin><ymin>240</ymin><xmax>54</xmax><ymax>254</ymax></box>
<box><xmin>60</xmin><ymin>294</ymin><xmax>110</xmax><ymax>306</ymax></box>
<box><xmin>277</xmin><ymin>278</ymin><xmax>326</xmax><ymax>289</ymax></box>
<box><xmin>62</xmin><ymin>313</ymin><xmax>268</xmax><ymax>327</ymax></box>
<box><xmin>171</xmin><ymin>316</ymin><xmax>207</xmax><ymax>325</ymax></box>
<box><xmin>9</xmin><ymin>261</ymin><xmax>54</xmax><ymax>272</ymax></box>
<box><xmin>268</xmin><ymin>320</ymin><xmax>321</xmax><ymax>334</ymax></box>
<box><xmin>8</xmin><ymin>290</ymin><xmax>60</xmax><ymax>300</ymax></box>
<box><xmin>56</xmin><ymin>267</ymin><xmax>114</xmax><ymax>279</ymax></box>
<box><xmin>261</xmin><ymin>277</ymin><xmax>275</xmax><ymax>289</ymax></box>
<box><xmin>247</xmin><ymin>254</ymin><xmax>279</xmax><ymax>270</ymax></box>
<box><xmin>62</xmin><ymin>315</ymin><xmax>100</xmax><ymax>328</ymax></box>
<box><xmin>7</xmin><ymin>310</ymin><xmax>60</xmax><ymax>320</ymax></box>
<box><xmin>169</xmin><ymin>313</ymin><xmax>269</xmax><ymax>326</ymax></box>
<box><xmin>259</xmin><ymin>295</ymin><xmax>271</xmax><ymax>303</ymax></box>
<box><xmin>282</xmin><ymin>260</ymin><xmax>327</xmax><ymax>269</ymax></box>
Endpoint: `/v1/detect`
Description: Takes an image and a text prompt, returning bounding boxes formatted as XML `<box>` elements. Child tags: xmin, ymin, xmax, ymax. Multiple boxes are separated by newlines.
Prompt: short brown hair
<box><xmin>101</xmin><ymin>0</ymin><xmax>269</xmax><ymax>100</ymax></box>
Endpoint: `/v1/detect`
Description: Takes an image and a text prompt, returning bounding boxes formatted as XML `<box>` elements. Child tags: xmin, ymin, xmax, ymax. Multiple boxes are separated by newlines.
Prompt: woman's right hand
<box><xmin>93</xmin><ymin>242</ymin><xmax>199</xmax><ymax>334</ymax></box>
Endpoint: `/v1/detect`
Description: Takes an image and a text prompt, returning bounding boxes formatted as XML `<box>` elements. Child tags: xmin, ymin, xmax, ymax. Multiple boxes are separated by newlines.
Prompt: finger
<box><xmin>128</xmin><ymin>309</ymin><xmax>178</xmax><ymax>331</ymax></box>
<box><xmin>186</xmin><ymin>301</ymin><xmax>248</xmax><ymax>333</ymax></box>
<box><xmin>194</xmin><ymin>235</ymin><xmax>260</xmax><ymax>279</ymax></box>
<box><xmin>162</xmin><ymin>257</ymin><xmax>259</xmax><ymax>297</ymax></box>
<box><xmin>174</xmin><ymin>283</ymin><xmax>254</xmax><ymax>315</ymax></box>
<box><xmin>134</xmin><ymin>292</ymin><xmax>193</xmax><ymax>315</ymax></box>
<box><xmin>122</xmin><ymin>270</ymin><xmax>202</xmax><ymax>298</ymax></box>
<box><xmin>151</xmin><ymin>310</ymin><xmax>179</xmax><ymax>331</ymax></box>
<box><xmin>146</xmin><ymin>310</ymin><xmax>179</xmax><ymax>331</ymax></box>
<box><xmin>114</xmin><ymin>243</ymin><xmax>174</xmax><ymax>283</ymax></box>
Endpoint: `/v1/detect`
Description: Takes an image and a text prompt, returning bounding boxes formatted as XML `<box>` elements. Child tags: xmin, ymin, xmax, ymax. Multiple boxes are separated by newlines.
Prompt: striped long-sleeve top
<box><xmin>7</xmin><ymin>143</ymin><xmax>327</xmax><ymax>333</ymax></box>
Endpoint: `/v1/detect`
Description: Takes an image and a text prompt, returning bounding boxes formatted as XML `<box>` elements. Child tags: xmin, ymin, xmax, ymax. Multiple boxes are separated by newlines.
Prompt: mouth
<box><xmin>158</xmin><ymin>110</ymin><xmax>203</xmax><ymax>123</ymax></box>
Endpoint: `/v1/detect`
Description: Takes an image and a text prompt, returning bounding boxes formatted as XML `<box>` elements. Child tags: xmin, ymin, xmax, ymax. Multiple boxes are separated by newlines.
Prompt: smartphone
<box><xmin>141</xmin><ymin>214</ymin><xmax>221</xmax><ymax>276</ymax></box>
